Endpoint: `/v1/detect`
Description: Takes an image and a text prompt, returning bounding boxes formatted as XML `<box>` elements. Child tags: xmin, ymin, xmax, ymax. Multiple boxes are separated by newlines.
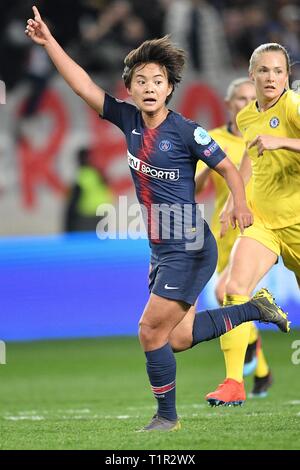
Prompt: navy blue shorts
<box><xmin>149</xmin><ymin>225</ymin><xmax>218</xmax><ymax>305</ymax></box>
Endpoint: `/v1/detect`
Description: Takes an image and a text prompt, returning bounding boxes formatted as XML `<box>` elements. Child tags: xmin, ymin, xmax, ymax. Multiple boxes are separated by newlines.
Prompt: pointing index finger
<box><xmin>32</xmin><ymin>5</ymin><xmax>41</xmax><ymax>21</ymax></box>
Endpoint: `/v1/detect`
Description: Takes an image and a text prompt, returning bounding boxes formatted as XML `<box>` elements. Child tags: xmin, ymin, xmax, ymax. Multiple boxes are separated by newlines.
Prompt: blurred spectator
<box><xmin>16</xmin><ymin>14</ymin><xmax>54</xmax><ymax>138</ymax></box>
<box><xmin>131</xmin><ymin>0</ymin><xmax>166</xmax><ymax>39</ymax></box>
<box><xmin>0</xmin><ymin>2</ymin><xmax>30</xmax><ymax>90</ymax></box>
<box><xmin>65</xmin><ymin>148</ymin><xmax>114</xmax><ymax>232</ymax></box>
<box><xmin>275</xmin><ymin>4</ymin><xmax>300</xmax><ymax>84</ymax></box>
<box><xmin>223</xmin><ymin>7</ymin><xmax>249</xmax><ymax>68</ymax></box>
<box><xmin>0</xmin><ymin>0</ymin><xmax>83</xmax><ymax>90</ymax></box>
<box><xmin>2</xmin><ymin>0</ymin><xmax>299</xmax><ymax>88</ymax></box>
<box><xmin>20</xmin><ymin>44</ymin><xmax>53</xmax><ymax>118</ymax></box>
<box><xmin>164</xmin><ymin>0</ymin><xmax>231</xmax><ymax>83</ymax></box>
<box><xmin>278</xmin><ymin>5</ymin><xmax>300</xmax><ymax>63</ymax></box>
<box><xmin>230</xmin><ymin>3</ymin><xmax>274</xmax><ymax>68</ymax></box>
<box><xmin>41</xmin><ymin>0</ymin><xmax>83</xmax><ymax>47</ymax></box>
<box><xmin>78</xmin><ymin>0</ymin><xmax>147</xmax><ymax>72</ymax></box>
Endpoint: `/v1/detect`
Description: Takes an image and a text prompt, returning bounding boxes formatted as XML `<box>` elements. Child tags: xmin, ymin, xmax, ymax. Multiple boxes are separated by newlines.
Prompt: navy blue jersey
<box><xmin>102</xmin><ymin>94</ymin><xmax>226</xmax><ymax>244</ymax></box>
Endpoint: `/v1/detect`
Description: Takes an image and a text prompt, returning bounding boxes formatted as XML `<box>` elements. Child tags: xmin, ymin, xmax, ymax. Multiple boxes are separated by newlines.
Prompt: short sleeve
<box><xmin>101</xmin><ymin>93</ymin><xmax>137</xmax><ymax>133</ymax></box>
<box><xmin>286</xmin><ymin>90</ymin><xmax>300</xmax><ymax>130</ymax></box>
<box><xmin>195</xmin><ymin>159</ymin><xmax>208</xmax><ymax>175</ymax></box>
<box><xmin>185</xmin><ymin>124</ymin><xmax>226</xmax><ymax>168</ymax></box>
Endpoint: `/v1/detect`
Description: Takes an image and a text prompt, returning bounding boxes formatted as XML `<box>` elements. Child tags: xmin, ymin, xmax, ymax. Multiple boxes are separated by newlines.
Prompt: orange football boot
<box><xmin>206</xmin><ymin>378</ymin><xmax>246</xmax><ymax>406</ymax></box>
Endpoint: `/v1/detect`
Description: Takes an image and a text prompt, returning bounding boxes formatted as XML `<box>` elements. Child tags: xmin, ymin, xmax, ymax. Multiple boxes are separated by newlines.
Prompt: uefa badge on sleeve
<box><xmin>194</xmin><ymin>126</ymin><xmax>211</xmax><ymax>145</ymax></box>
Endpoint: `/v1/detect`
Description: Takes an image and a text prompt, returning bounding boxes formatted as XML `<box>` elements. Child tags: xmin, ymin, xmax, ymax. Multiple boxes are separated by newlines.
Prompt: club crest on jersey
<box><xmin>269</xmin><ymin>117</ymin><xmax>280</xmax><ymax>128</ymax></box>
<box><xmin>194</xmin><ymin>127</ymin><xmax>211</xmax><ymax>145</ymax></box>
<box><xmin>159</xmin><ymin>140</ymin><xmax>172</xmax><ymax>152</ymax></box>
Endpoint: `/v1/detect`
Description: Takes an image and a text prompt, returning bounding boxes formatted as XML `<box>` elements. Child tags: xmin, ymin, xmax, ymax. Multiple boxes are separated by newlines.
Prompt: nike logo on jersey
<box><xmin>164</xmin><ymin>284</ymin><xmax>179</xmax><ymax>290</ymax></box>
<box><xmin>132</xmin><ymin>129</ymin><xmax>141</xmax><ymax>135</ymax></box>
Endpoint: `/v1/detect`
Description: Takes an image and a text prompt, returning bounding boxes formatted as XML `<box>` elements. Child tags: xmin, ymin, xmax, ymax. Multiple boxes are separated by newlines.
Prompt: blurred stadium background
<box><xmin>0</xmin><ymin>0</ymin><xmax>299</xmax><ymax>450</ymax></box>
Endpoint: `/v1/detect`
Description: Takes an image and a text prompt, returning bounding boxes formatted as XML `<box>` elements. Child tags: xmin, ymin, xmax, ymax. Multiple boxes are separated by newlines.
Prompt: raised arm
<box><xmin>25</xmin><ymin>6</ymin><xmax>105</xmax><ymax>115</ymax></box>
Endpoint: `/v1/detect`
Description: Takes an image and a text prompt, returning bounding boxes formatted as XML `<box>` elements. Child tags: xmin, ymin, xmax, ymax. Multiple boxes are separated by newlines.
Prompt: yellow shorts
<box><xmin>240</xmin><ymin>220</ymin><xmax>300</xmax><ymax>279</ymax></box>
<box><xmin>214</xmin><ymin>226</ymin><xmax>238</xmax><ymax>274</ymax></box>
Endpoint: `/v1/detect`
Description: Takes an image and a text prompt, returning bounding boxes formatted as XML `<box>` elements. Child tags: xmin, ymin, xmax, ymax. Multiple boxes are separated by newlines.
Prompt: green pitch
<box><xmin>1</xmin><ymin>331</ymin><xmax>300</xmax><ymax>450</ymax></box>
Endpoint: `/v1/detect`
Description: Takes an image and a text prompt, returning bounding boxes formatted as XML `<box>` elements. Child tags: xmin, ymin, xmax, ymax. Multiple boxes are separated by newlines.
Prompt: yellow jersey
<box><xmin>237</xmin><ymin>89</ymin><xmax>300</xmax><ymax>229</ymax></box>
<box><xmin>196</xmin><ymin>125</ymin><xmax>251</xmax><ymax>237</ymax></box>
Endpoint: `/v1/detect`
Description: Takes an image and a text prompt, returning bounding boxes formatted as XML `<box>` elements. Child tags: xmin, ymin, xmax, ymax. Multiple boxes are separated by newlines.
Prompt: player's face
<box><xmin>128</xmin><ymin>63</ymin><xmax>173</xmax><ymax>114</ymax></box>
<box><xmin>228</xmin><ymin>82</ymin><xmax>256</xmax><ymax>121</ymax></box>
<box><xmin>250</xmin><ymin>51</ymin><xmax>289</xmax><ymax>105</ymax></box>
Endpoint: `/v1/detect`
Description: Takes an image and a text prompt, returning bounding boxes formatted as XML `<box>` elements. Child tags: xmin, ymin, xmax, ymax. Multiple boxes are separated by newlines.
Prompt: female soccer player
<box><xmin>205</xmin><ymin>43</ymin><xmax>300</xmax><ymax>407</ymax></box>
<box><xmin>25</xmin><ymin>8</ymin><xmax>290</xmax><ymax>430</ymax></box>
<box><xmin>195</xmin><ymin>78</ymin><xmax>273</xmax><ymax>403</ymax></box>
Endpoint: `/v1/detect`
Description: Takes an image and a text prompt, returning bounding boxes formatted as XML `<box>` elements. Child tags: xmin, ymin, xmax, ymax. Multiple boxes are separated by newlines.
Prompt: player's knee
<box><xmin>169</xmin><ymin>335</ymin><xmax>183</xmax><ymax>352</ymax></box>
<box><xmin>169</xmin><ymin>329</ymin><xmax>192</xmax><ymax>352</ymax></box>
<box><xmin>138</xmin><ymin>321</ymin><xmax>157</xmax><ymax>345</ymax></box>
<box><xmin>169</xmin><ymin>337</ymin><xmax>189</xmax><ymax>353</ymax></box>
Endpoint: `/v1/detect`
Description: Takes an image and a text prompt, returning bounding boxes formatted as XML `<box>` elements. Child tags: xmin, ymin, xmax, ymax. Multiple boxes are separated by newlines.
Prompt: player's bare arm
<box><xmin>214</xmin><ymin>157</ymin><xmax>253</xmax><ymax>236</ymax></box>
<box><xmin>218</xmin><ymin>150</ymin><xmax>252</xmax><ymax>237</ymax></box>
<box><xmin>25</xmin><ymin>6</ymin><xmax>105</xmax><ymax>115</ymax></box>
<box><xmin>249</xmin><ymin>135</ymin><xmax>300</xmax><ymax>156</ymax></box>
<box><xmin>195</xmin><ymin>167</ymin><xmax>211</xmax><ymax>194</ymax></box>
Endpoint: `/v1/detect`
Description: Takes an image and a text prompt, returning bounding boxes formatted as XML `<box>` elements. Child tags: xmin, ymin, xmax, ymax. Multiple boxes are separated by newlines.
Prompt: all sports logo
<box><xmin>127</xmin><ymin>151</ymin><xmax>179</xmax><ymax>180</ymax></box>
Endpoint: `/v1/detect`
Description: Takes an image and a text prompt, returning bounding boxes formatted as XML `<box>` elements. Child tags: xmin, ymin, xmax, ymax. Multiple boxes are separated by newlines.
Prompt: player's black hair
<box><xmin>122</xmin><ymin>36</ymin><xmax>186</xmax><ymax>104</ymax></box>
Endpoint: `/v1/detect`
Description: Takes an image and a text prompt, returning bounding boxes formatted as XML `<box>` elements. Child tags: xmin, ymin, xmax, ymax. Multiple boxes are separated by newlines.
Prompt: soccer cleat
<box><xmin>205</xmin><ymin>378</ymin><xmax>246</xmax><ymax>407</ymax></box>
<box><xmin>250</xmin><ymin>288</ymin><xmax>291</xmax><ymax>333</ymax></box>
<box><xmin>137</xmin><ymin>414</ymin><xmax>181</xmax><ymax>432</ymax></box>
<box><xmin>248</xmin><ymin>371</ymin><xmax>273</xmax><ymax>398</ymax></box>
